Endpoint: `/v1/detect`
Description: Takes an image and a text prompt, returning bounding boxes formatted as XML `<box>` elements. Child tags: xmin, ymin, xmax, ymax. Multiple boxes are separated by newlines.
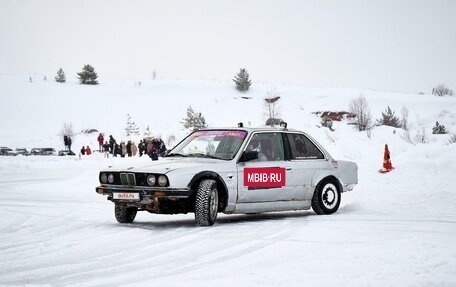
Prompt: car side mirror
<box><xmin>239</xmin><ymin>150</ymin><xmax>259</xmax><ymax>162</ymax></box>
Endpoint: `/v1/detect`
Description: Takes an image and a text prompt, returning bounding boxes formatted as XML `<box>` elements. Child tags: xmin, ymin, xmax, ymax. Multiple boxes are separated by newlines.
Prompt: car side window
<box><xmin>246</xmin><ymin>132</ymin><xmax>284</xmax><ymax>161</ymax></box>
<box><xmin>287</xmin><ymin>133</ymin><xmax>324</xmax><ymax>160</ymax></box>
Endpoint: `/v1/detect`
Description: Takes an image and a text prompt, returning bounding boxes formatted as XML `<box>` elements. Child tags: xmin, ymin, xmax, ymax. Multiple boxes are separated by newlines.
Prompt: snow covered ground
<box><xmin>1</xmin><ymin>76</ymin><xmax>456</xmax><ymax>286</ymax></box>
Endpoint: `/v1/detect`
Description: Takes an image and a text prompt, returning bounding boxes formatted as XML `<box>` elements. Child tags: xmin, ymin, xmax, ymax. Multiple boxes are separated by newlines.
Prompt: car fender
<box><xmin>188</xmin><ymin>171</ymin><xmax>237</xmax><ymax>212</ymax></box>
<box><xmin>311</xmin><ymin>169</ymin><xmax>342</xmax><ymax>194</ymax></box>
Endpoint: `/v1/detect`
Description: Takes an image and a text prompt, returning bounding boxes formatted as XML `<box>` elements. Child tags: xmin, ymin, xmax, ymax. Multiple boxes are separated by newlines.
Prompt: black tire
<box><xmin>195</xmin><ymin>179</ymin><xmax>219</xmax><ymax>226</ymax></box>
<box><xmin>114</xmin><ymin>204</ymin><xmax>138</xmax><ymax>223</ymax></box>
<box><xmin>311</xmin><ymin>178</ymin><xmax>341</xmax><ymax>215</ymax></box>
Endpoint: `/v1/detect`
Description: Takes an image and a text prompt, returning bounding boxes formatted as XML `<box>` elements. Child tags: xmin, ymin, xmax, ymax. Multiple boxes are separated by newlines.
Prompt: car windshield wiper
<box><xmin>166</xmin><ymin>153</ymin><xmax>187</xmax><ymax>157</ymax></box>
<box><xmin>187</xmin><ymin>153</ymin><xmax>222</xmax><ymax>160</ymax></box>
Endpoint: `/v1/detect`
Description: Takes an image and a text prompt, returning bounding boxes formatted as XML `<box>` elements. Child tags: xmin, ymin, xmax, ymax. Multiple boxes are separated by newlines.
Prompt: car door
<box><xmin>285</xmin><ymin>132</ymin><xmax>328</xmax><ymax>200</ymax></box>
<box><xmin>236</xmin><ymin>132</ymin><xmax>296</xmax><ymax>203</ymax></box>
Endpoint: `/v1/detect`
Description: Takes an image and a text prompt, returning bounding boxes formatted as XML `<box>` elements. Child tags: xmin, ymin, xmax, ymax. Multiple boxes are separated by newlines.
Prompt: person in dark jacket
<box><xmin>138</xmin><ymin>140</ymin><xmax>145</xmax><ymax>156</ymax></box>
<box><xmin>63</xmin><ymin>135</ymin><xmax>69</xmax><ymax>151</ymax></box>
<box><xmin>68</xmin><ymin>137</ymin><xmax>72</xmax><ymax>152</ymax></box>
<box><xmin>109</xmin><ymin>135</ymin><xmax>116</xmax><ymax>154</ymax></box>
<box><xmin>126</xmin><ymin>140</ymin><xmax>132</xmax><ymax>157</ymax></box>
<box><xmin>146</xmin><ymin>140</ymin><xmax>154</xmax><ymax>160</ymax></box>
<box><xmin>113</xmin><ymin>143</ymin><xmax>120</xmax><ymax>157</ymax></box>
<box><xmin>80</xmin><ymin>146</ymin><xmax>86</xmax><ymax>155</ymax></box>
<box><xmin>103</xmin><ymin>141</ymin><xmax>110</xmax><ymax>158</ymax></box>
<box><xmin>149</xmin><ymin>139</ymin><xmax>161</xmax><ymax>160</ymax></box>
<box><xmin>158</xmin><ymin>139</ymin><xmax>167</xmax><ymax>156</ymax></box>
<box><xmin>120</xmin><ymin>142</ymin><xmax>126</xmax><ymax>158</ymax></box>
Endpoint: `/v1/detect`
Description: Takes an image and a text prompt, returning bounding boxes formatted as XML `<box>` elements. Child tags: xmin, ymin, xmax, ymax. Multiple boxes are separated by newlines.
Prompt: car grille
<box><xmin>120</xmin><ymin>173</ymin><xmax>136</xmax><ymax>186</ymax></box>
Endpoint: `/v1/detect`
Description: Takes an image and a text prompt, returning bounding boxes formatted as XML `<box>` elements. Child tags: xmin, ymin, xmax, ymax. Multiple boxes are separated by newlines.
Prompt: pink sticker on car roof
<box><xmin>193</xmin><ymin>130</ymin><xmax>247</xmax><ymax>138</ymax></box>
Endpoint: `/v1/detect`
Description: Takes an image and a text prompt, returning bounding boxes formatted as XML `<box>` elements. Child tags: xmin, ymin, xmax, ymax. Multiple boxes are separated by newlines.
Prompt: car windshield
<box><xmin>167</xmin><ymin>130</ymin><xmax>247</xmax><ymax>160</ymax></box>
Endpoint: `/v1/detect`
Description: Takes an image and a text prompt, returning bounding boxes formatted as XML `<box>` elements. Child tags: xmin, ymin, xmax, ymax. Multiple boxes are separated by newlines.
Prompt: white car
<box><xmin>30</xmin><ymin>148</ymin><xmax>56</xmax><ymax>156</ymax></box>
<box><xmin>0</xmin><ymin>147</ymin><xmax>16</xmax><ymax>156</ymax></box>
<box><xmin>96</xmin><ymin>124</ymin><xmax>358</xmax><ymax>226</ymax></box>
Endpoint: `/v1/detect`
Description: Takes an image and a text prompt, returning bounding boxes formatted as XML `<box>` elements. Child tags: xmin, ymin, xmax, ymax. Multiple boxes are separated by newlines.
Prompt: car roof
<box><xmin>198</xmin><ymin>126</ymin><xmax>303</xmax><ymax>134</ymax></box>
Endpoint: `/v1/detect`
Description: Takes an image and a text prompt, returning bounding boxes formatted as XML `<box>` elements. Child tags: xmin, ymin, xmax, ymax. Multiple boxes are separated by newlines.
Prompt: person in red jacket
<box><xmin>97</xmin><ymin>133</ymin><xmax>104</xmax><ymax>152</ymax></box>
<box><xmin>85</xmin><ymin>146</ymin><xmax>92</xmax><ymax>155</ymax></box>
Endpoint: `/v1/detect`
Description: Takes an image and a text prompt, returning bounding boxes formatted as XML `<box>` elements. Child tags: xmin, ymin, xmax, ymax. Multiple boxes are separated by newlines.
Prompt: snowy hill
<box><xmin>1</xmin><ymin>75</ymin><xmax>456</xmax><ymax>286</ymax></box>
<box><xmin>1</xmin><ymin>75</ymin><xmax>455</xmax><ymax>152</ymax></box>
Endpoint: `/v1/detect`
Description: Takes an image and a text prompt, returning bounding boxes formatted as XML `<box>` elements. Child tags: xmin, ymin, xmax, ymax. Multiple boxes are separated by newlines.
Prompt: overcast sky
<box><xmin>1</xmin><ymin>0</ymin><xmax>455</xmax><ymax>92</ymax></box>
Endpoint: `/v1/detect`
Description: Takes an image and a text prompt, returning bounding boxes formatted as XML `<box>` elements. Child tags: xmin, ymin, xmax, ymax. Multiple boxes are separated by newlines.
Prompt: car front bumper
<box><xmin>95</xmin><ymin>185</ymin><xmax>192</xmax><ymax>203</ymax></box>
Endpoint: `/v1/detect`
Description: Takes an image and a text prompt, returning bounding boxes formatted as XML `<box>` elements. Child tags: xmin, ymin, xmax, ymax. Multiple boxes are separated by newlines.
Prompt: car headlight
<box><xmin>108</xmin><ymin>173</ymin><xmax>115</xmax><ymax>184</ymax></box>
<box><xmin>146</xmin><ymin>175</ymin><xmax>156</xmax><ymax>186</ymax></box>
<box><xmin>100</xmin><ymin>173</ymin><xmax>108</xmax><ymax>184</ymax></box>
<box><xmin>158</xmin><ymin>175</ymin><xmax>168</xmax><ymax>187</ymax></box>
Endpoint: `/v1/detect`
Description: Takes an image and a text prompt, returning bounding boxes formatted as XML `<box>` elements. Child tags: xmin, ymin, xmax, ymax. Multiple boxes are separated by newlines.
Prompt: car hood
<box><xmin>103</xmin><ymin>157</ymin><xmax>224</xmax><ymax>174</ymax></box>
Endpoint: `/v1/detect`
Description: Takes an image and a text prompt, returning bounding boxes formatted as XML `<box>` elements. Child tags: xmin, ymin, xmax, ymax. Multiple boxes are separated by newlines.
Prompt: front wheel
<box><xmin>311</xmin><ymin>179</ymin><xmax>341</xmax><ymax>215</ymax></box>
<box><xmin>115</xmin><ymin>204</ymin><xmax>138</xmax><ymax>223</ymax></box>
<box><xmin>195</xmin><ymin>179</ymin><xmax>219</xmax><ymax>226</ymax></box>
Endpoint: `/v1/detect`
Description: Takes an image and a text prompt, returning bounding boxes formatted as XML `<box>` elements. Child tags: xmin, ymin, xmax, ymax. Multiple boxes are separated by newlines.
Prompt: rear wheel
<box><xmin>115</xmin><ymin>204</ymin><xmax>138</xmax><ymax>223</ymax></box>
<box><xmin>311</xmin><ymin>179</ymin><xmax>341</xmax><ymax>215</ymax></box>
<box><xmin>195</xmin><ymin>179</ymin><xmax>219</xmax><ymax>226</ymax></box>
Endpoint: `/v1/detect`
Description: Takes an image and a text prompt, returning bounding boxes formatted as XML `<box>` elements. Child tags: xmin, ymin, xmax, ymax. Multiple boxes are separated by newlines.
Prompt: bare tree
<box><xmin>167</xmin><ymin>135</ymin><xmax>176</xmax><ymax>149</ymax></box>
<box><xmin>349</xmin><ymin>95</ymin><xmax>372</xmax><ymax>131</ymax></box>
<box><xmin>401</xmin><ymin>106</ymin><xmax>409</xmax><ymax>130</ymax></box>
<box><xmin>415</xmin><ymin>127</ymin><xmax>428</xmax><ymax>144</ymax></box>
<box><xmin>449</xmin><ymin>134</ymin><xmax>456</xmax><ymax>144</ymax></box>
<box><xmin>432</xmin><ymin>84</ymin><xmax>454</xmax><ymax>97</ymax></box>
<box><xmin>401</xmin><ymin>129</ymin><xmax>413</xmax><ymax>144</ymax></box>
<box><xmin>60</xmin><ymin>122</ymin><xmax>74</xmax><ymax>137</ymax></box>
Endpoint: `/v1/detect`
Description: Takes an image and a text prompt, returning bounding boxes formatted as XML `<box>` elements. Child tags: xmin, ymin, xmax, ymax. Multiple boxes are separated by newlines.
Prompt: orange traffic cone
<box><xmin>379</xmin><ymin>144</ymin><xmax>394</xmax><ymax>173</ymax></box>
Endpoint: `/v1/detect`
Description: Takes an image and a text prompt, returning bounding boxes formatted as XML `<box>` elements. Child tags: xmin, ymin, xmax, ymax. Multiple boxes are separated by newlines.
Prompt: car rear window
<box><xmin>287</xmin><ymin>133</ymin><xmax>324</xmax><ymax>160</ymax></box>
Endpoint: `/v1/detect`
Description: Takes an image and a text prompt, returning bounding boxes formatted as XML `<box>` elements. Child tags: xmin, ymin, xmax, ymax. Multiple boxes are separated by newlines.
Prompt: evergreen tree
<box><xmin>143</xmin><ymin>125</ymin><xmax>153</xmax><ymax>137</ymax></box>
<box><xmin>432</xmin><ymin>121</ymin><xmax>448</xmax><ymax>134</ymax></box>
<box><xmin>181</xmin><ymin>106</ymin><xmax>207</xmax><ymax>131</ymax></box>
<box><xmin>376</xmin><ymin>106</ymin><xmax>401</xmax><ymax>128</ymax></box>
<box><xmin>233</xmin><ymin>68</ymin><xmax>252</xmax><ymax>92</ymax></box>
<box><xmin>77</xmin><ymin>64</ymin><xmax>98</xmax><ymax>85</ymax></box>
<box><xmin>125</xmin><ymin>114</ymin><xmax>140</xmax><ymax>136</ymax></box>
<box><xmin>55</xmin><ymin>68</ymin><xmax>66</xmax><ymax>83</ymax></box>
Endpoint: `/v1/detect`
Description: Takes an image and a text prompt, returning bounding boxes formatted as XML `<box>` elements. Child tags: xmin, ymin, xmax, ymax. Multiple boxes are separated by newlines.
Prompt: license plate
<box><xmin>113</xmin><ymin>192</ymin><xmax>140</xmax><ymax>201</ymax></box>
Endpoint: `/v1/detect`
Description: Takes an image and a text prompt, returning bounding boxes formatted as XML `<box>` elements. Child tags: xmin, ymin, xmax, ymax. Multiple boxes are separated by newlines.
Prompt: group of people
<box><xmin>80</xmin><ymin>145</ymin><xmax>92</xmax><ymax>155</ymax></box>
<box><xmin>62</xmin><ymin>135</ymin><xmax>91</xmax><ymax>156</ymax></box>
<box><xmin>62</xmin><ymin>133</ymin><xmax>167</xmax><ymax>160</ymax></box>
<box><xmin>99</xmin><ymin>133</ymin><xmax>167</xmax><ymax>160</ymax></box>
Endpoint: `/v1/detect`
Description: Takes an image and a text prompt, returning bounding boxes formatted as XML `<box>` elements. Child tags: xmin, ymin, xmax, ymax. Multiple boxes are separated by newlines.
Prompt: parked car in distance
<box><xmin>96</xmin><ymin>123</ymin><xmax>359</xmax><ymax>226</ymax></box>
<box><xmin>15</xmin><ymin>148</ymin><xmax>29</xmax><ymax>156</ymax></box>
<box><xmin>30</xmin><ymin>148</ymin><xmax>56</xmax><ymax>156</ymax></box>
<box><xmin>58</xmin><ymin>150</ymin><xmax>76</xmax><ymax>156</ymax></box>
<box><xmin>0</xmin><ymin>147</ymin><xmax>16</xmax><ymax>156</ymax></box>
